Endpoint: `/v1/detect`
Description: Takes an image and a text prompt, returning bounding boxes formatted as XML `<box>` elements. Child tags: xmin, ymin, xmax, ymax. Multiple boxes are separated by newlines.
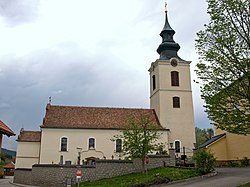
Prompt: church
<box><xmin>15</xmin><ymin>5</ymin><xmax>196</xmax><ymax>169</ymax></box>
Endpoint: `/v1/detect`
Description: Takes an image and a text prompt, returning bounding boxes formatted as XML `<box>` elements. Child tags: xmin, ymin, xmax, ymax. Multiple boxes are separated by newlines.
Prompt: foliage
<box><xmin>193</xmin><ymin>149</ymin><xmax>216</xmax><ymax>174</ymax></box>
<box><xmin>195</xmin><ymin>0</ymin><xmax>250</xmax><ymax>135</ymax></box>
<box><xmin>0</xmin><ymin>154</ymin><xmax>6</xmax><ymax>169</ymax></box>
<box><xmin>195</xmin><ymin>127</ymin><xmax>214</xmax><ymax>147</ymax></box>
<box><xmin>240</xmin><ymin>157</ymin><xmax>250</xmax><ymax>167</ymax></box>
<box><xmin>0</xmin><ymin>173</ymin><xmax>4</xmax><ymax>179</ymax></box>
<box><xmin>77</xmin><ymin>167</ymin><xmax>202</xmax><ymax>187</ymax></box>
<box><xmin>227</xmin><ymin>161</ymin><xmax>240</xmax><ymax>167</ymax></box>
<box><xmin>0</xmin><ymin>153</ymin><xmax>6</xmax><ymax>162</ymax></box>
<box><xmin>113</xmin><ymin>115</ymin><xmax>164</xmax><ymax>171</ymax></box>
<box><xmin>238</xmin><ymin>182</ymin><xmax>250</xmax><ymax>187</ymax></box>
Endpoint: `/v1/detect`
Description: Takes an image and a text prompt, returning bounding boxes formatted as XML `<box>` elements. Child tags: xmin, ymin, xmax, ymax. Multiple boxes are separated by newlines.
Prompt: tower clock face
<box><xmin>170</xmin><ymin>58</ymin><xmax>178</xmax><ymax>67</ymax></box>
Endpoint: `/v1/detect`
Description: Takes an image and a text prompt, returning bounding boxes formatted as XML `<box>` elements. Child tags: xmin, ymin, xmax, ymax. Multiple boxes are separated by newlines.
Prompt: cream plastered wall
<box><xmin>207</xmin><ymin>136</ymin><xmax>228</xmax><ymax>160</ymax></box>
<box><xmin>149</xmin><ymin>59</ymin><xmax>196</xmax><ymax>154</ymax></box>
<box><xmin>225</xmin><ymin>133</ymin><xmax>250</xmax><ymax>160</ymax></box>
<box><xmin>214</xmin><ymin>129</ymin><xmax>250</xmax><ymax>160</ymax></box>
<box><xmin>15</xmin><ymin>141</ymin><xmax>40</xmax><ymax>169</ymax></box>
<box><xmin>39</xmin><ymin>128</ymin><xmax>168</xmax><ymax>164</ymax></box>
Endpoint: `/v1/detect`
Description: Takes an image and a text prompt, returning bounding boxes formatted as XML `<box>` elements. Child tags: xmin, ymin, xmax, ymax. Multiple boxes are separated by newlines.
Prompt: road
<box><xmin>0</xmin><ymin>176</ymin><xmax>15</xmax><ymax>187</ymax></box>
<box><xmin>0</xmin><ymin>176</ymin><xmax>36</xmax><ymax>187</ymax></box>
<box><xmin>159</xmin><ymin>167</ymin><xmax>250</xmax><ymax>187</ymax></box>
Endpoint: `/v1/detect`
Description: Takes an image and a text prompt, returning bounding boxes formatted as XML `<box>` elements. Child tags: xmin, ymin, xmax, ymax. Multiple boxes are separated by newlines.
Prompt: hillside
<box><xmin>1</xmin><ymin>148</ymin><xmax>16</xmax><ymax>157</ymax></box>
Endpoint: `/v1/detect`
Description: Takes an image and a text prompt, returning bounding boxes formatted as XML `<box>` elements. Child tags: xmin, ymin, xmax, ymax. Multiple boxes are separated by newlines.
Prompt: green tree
<box><xmin>195</xmin><ymin>127</ymin><xmax>214</xmax><ymax>147</ymax></box>
<box><xmin>193</xmin><ymin>149</ymin><xmax>216</xmax><ymax>174</ymax></box>
<box><xmin>195</xmin><ymin>0</ymin><xmax>250</xmax><ymax>135</ymax></box>
<box><xmin>113</xmin><ymin>116</ymin><xmax>163</xmax><ymax>172</ymax></box>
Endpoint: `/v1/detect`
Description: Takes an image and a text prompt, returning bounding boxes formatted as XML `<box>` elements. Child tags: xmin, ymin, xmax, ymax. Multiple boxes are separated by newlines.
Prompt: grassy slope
<box><xmin>238</xmin><ymin>183</ymin><xmax>250</xmax><ymax>187</ymax></box>
<box><xmin>77</xmin><ymin>167</ymin><xmax>201</xmax><ymax>187</ymax></box>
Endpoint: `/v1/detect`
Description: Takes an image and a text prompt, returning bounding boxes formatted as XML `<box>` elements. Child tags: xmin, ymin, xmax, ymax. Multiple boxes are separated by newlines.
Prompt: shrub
<box><xmin>0</xmin><ymin>172</ymin><xmax>4</xmax><ymax>179</ymax></box>
<box><xmin>240</xmin><ymin>157</ymin><xmax>250</xmax><ymax>167</ymax></box>
<box><xmin>193</xmin><ymin>149</ymin><xmax>216</xmax><ymax>174</ymax></box>
<box><xmin>228</xmin><ymin>161</ymin><xmax>239</xmax><ymax>167</ymax></box>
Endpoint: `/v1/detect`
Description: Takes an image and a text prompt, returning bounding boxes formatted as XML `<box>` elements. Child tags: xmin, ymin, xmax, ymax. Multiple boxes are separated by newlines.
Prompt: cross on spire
<box><xmin>165</xmin><ymin>0</ymin><xmax>168</xmax><ymax>13</ymax></box>
<box><xmin>156</xmin><ymin>1</ymin><xmax>182</xmax><ymax>60</ymax></box>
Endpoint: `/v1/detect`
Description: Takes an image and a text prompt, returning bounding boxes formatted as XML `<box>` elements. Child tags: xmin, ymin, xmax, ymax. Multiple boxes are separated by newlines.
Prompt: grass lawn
<box><xmin>76</xmin><ymin>167</ymin><xmax>201</xmax><ymax>187</ymax></box>
<box><xmin>238</xmin><ymin>183</ymin><xmax>250</xmax><ymax>187</ymax></box>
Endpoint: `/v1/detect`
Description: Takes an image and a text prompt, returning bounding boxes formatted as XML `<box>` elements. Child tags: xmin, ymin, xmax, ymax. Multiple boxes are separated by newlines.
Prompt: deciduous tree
<box><xmin>113</xmin><ymin>116</ymin><xmax>163</xmax><ymax>172</ymax></box>
<box><xmin>195</xmin><ymin>0</ymin><xmax>250</xmax><ymax>134</ymax></box>
<box><xmin>195</xmin><ymin>127</ymin><xmax>214</xmax><ymax>147</ymax></box>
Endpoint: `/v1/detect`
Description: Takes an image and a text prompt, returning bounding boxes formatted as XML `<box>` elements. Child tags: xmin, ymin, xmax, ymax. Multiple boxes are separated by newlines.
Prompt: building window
<box><xmin>175</xmin><ymin>140</ymin><xmax>181</xmax><ymax>153</ymax></box>
<box><xmin>116</xmin><ymin>139</ymin><xmax>122</xmax><ymax>152</ymax></box>
<box><xmin>88</xmin><ymin>138</ymin><xmax>95</xmax><ymax>149</ymax></box>
<box><xmin>152</xmin><ymin>75</ymin><xmax>156</xmax><ymax>90</ymax></box>
<box><xmin>171</xmin><ymin>71</ymin><xmax>179</xmax><ymax>86</ymax></box>
<box><xmin>173</xmin><ymin>97</ymin><xmax>180</xmax><ymax>108</ymax></box>
<box><xmin>61</xmin><ymin>137</ymin><xmax>67</xmax><ymax>151</ymax></box>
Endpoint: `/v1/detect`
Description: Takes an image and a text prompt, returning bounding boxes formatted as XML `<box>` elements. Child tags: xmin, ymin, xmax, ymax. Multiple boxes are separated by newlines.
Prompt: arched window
<box><xmin>171</xmin><ymin>71</ymin><xmax>179</xmax><ymax>86</ymax></box>
<box><xmin>116</xmin><ymin>139</ymin><xmax>122</xmax><ymax>152</ymax></box>
<box><xmin>88</xmin><ymin>138</ymin><xmax>95</xmax><ymax>149</ymax></box>
<box><xmin>173</xmin><ymin>97</ymin><xmax>180</xmax><ymax>108</ymax></box>
<box><xmin>60</xmin><ymin>137</ymin><xmax>68</xmax><ymax>151</ymax></box>
<box><xmin>175</xmin><ymin>140</ymin><xmax>181</xmax><ymax>153</ymax></box>
<box><xmin>152</xmin><ymin>75</ymin><xmax>156</xmax><ymax>90</ymax></box>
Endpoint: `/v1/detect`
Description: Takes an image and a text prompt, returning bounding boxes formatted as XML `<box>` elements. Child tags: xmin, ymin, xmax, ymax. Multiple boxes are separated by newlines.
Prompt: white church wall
<box><xmin>39</xmin><ymin>128</ymin><xmax>168</xmax><ymax>165</ymax></box>
<box><xmin>15</xmin><ymin>141</ymin><xmax>40</xmax><ymax>169</ymax></box>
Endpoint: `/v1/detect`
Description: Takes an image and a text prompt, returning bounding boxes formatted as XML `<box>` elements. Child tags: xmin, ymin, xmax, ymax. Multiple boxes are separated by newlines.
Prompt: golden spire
<box><xmin>165</xmin><ymin>0</ymin><xmax>168</xmax><ymax>13</ymax></box>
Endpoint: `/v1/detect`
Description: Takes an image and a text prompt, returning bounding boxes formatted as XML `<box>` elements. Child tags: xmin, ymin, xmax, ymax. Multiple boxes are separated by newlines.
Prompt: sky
<box><xmin>0</xmin><ymin>0</ymin><xmax>212</xmax><ymax>151</ymax></box>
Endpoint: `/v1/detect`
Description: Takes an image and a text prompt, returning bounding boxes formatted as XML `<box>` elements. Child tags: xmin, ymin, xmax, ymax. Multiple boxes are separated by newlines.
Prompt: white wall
<box><xmin>40</xmin><ymin>128</ymin><xmax>168</xmax><ymax>165</ymax></box>
<box><xmin>15</xmin><ymin>141</ymin><xmax>40</xmax><ymax>169</ymax></box>
<box><xmin>149</xmin><ymin>59</ymin><xmax>196</xmax><ymax>155</ymax></box>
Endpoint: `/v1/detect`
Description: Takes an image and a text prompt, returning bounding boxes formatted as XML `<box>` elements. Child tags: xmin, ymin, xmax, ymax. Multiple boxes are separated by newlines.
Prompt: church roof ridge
<box><xmin>48</xmin><ymin>104</ymin><xmax>152</xmax><ymax>111</ymax></box>
<box><xmin>41</xmin><ymin>104</ymin><xmax>164</xmax><ymax>130</ymax></box>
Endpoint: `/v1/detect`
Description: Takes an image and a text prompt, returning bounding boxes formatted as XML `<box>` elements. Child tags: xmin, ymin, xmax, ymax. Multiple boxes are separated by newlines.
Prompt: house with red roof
<box><xmin>0</xmin><ymin>120</ymin><xmax>15</xmax><ymax>154</ymax></box>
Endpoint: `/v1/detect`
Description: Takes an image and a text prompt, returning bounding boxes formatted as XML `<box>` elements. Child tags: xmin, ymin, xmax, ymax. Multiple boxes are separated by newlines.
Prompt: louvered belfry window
<box><xmin>171</xmin><ymin>71</ymin><xmax>179</xmax><ymax>86</ymax></box>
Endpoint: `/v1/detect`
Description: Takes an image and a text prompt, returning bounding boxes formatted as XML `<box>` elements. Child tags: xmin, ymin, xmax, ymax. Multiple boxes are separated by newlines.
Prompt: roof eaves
<box><xmin>198</xmin><ymin>133</ymin><xmax>226</xmax><ymax>149</ymax></box>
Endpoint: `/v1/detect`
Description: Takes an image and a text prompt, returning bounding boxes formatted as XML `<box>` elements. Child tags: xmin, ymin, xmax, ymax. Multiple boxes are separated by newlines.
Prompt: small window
<box><xmin>89</xmin><ymin>138</ymin><xmax>95</xmax><ymax>149</ymax></box>
<box><xmin>152</xmin><ymin>75</ymin><xmax>156</xmax><ymax>90</ymax></box>
<box><xmin>173</xmin><ymin>97</ymin><xmax>180</xmax><ymax>108</ymax></box>
<box><xmin>61</xmin><ymin>137</ymin><xmax>67</xmax><ymax>151</ymax></box>
<box><xmin>175</xmin><ymin>141</ymin><xmax>181</xmax><ymax>153</ymax></box>
<box><xmin>171</xmin><ymin>71</ymin><xmax>179</xmax><ymax>86</ymax></box>
<box><xmin>116</xmin><ymin>139</ymin><xmax>122</xmax><ymax>152</ymax></box>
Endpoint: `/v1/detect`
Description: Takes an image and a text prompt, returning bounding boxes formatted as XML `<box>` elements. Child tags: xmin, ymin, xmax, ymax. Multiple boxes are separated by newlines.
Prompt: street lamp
<box><xmin>170</xmin><ymin>142</ymin><xmax>173</xmax><ymax>149</ymax></box>
<box><xmin>76</xmin><ymin>147</ymin><xmax>82</xmax><ymax>165</ymax></box>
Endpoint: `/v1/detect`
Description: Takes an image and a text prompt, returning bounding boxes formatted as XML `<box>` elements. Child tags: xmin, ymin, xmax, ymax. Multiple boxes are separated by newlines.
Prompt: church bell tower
<box><xmin>149</xmin><ymin>3</ymin><xmax>196</xmax><ymax>155</ymax></box>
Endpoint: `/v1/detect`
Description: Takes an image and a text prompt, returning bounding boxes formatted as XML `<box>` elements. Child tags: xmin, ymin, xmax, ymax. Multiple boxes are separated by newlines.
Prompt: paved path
<box><xmin>0</xmin><ymin>176</ymin><xmax>15</xmax><ymax>187</ymax></box>
<box><xmin>0</xmin><ymin>176</ymin><xmax>37</xmax><ymax>187</ymax></box>
<box><xmin>159</xmin><ymin>167</ymin><xmax>250</xmax><ymax>187</ymax></box>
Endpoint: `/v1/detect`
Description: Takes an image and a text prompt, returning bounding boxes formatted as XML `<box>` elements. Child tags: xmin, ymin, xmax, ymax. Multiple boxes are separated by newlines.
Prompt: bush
<box><xmin>240</xmin><ymin>157</ymin><xmax>250</xmax><ymax>167</ymax></box>
<box><xmin>228</xmin><ymin>161</ymin><xmax>239</xmax><ymax>167</ymax></box>
<box><xmin>193</xmin><ymin>149</ymin><xmax>216</xmax><ymax>174</ymax></box>
<box><xmin>0</xmin><ymin>172</ymin><xmax>4</xmax><ymax>179</ymax></box>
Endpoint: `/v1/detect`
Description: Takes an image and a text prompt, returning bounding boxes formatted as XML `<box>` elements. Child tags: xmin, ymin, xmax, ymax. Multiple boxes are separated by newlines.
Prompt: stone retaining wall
<box><xmin>14</xmin><ymin>153</ymin><xmax>175</xmax><ymax>187</ymax></box>
<box><xmin>14</xmin><ymin>169</ymin><xmax>33</xmax><ymax>185</ymax></box>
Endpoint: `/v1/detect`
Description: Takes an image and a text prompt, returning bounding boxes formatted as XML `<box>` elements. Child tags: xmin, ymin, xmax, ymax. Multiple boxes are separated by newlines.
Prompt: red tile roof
<box><xmin>41</xmin><ymin>104</ymin><xmax>164</xmax><ymax>130</ymax></box>
<box><xmin>3</xmin><ymin>163</ymin><xmax>15</xmax><ymax>169</ymax></box>
<box><xmin>0</xmin><ymin>120</ymin><xmax>15</xmax><ymax>136</ymax></box>
<box><xmin>17</xmin><ymin>129</ymin><xmax>41</xmax><ymax>142</ymax></box>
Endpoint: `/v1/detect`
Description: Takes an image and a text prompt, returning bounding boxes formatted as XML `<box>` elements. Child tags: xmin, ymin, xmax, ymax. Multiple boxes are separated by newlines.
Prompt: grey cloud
<box><xmin>0</xmin><ymin>42</ymin><xmax>149</xmax><ymax>150</ymax></box>
<box><xmin>0</xmin><ymin>0</ymin><xmax>39</xmax><ymax>26</ymax></box>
